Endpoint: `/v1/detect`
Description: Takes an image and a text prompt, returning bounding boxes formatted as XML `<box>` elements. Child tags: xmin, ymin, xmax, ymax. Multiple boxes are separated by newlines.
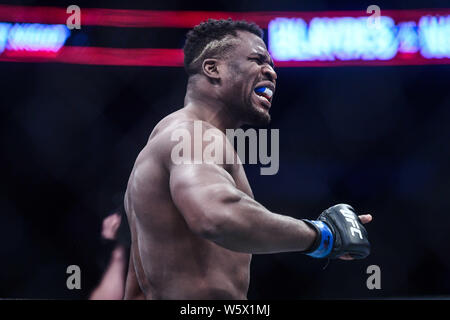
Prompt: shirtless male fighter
<box><xmin>123</xmin><ymin>19</ymin><xmax>372</xmax><ymax>299</ymax></box>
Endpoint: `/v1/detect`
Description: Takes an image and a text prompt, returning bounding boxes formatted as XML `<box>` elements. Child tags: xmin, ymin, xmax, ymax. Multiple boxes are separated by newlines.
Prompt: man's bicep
<box><xmin>169</xmin><ymin>163</ymin><xmax>241</xmax><ymax>237</ymax></box>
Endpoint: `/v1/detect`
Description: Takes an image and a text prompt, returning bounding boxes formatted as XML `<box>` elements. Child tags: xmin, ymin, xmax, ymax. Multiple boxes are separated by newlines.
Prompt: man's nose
<box><xmin>263</xmin><ymin>65</ymin><xmax>277</xmax><ymax>82</ymax></box>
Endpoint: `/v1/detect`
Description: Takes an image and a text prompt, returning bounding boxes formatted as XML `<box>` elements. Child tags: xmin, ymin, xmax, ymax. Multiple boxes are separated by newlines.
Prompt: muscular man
<box><xmin>124</xmin><ymin>19</ymin><xmax>372</xmax><ymax>300</ymax></box>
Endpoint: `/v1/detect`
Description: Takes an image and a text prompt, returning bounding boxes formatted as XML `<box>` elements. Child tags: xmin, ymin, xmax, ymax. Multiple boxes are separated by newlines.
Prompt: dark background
<box><xmin>1</xmin><ymin>0</ymin><xmax>449</xmax><ymax>299</ymax></box>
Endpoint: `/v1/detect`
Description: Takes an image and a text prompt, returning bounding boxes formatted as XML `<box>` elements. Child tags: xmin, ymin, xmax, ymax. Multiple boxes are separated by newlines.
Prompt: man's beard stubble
<box><xmin>248</xmin><ymin>103</ymin><xmax>271</xmax><ymax>126</ymax></box>
<box><xmin>241</xmin><ymin>95</ymin><xmax>271</xmax><ymax>127</ymax></box>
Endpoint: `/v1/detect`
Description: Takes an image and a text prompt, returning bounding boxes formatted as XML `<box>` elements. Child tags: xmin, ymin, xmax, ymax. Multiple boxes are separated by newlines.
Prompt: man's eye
<box><xmin>251</xmin><ymin>58</ymin><xmax>264</xmax><ymax>64</ymax></box>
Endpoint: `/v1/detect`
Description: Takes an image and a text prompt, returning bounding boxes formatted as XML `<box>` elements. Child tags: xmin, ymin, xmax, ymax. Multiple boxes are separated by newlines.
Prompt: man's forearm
<box><xmin>170</xmin><ymin>163</ymin><xmax>318</xmax><ymax>255</ymax></box>
<box><xmin>202</xmin><ymin>192</ymin><xmax>317</xmax><ymax>254</ymax></box>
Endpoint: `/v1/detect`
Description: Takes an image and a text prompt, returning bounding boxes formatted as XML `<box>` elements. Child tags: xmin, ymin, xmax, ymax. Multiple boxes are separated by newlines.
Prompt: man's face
<box><xmin>220</xmin><ymin>31</ymin><xmax>277</xmax><ymax>126</ymax></box>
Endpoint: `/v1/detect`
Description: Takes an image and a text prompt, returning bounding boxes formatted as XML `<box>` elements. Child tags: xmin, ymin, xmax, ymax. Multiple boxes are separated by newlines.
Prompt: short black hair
<box><xmin>183</xmin><ymin>18</ymin><xmax>264</xmax><ymax>76</ymax></box>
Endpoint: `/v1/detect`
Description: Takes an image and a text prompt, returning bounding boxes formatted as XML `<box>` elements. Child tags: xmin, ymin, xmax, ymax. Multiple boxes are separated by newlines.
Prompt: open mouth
<box><xmin>254</xmin><ymin>86</ymin><xmax>273</xmax><ymax>107</ymax></box>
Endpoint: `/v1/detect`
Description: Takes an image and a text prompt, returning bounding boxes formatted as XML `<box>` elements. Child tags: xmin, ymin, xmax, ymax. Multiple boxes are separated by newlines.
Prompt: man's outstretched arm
<box><xmin>165</xmin><ymin>121</ymin><xmax>371</xmax><ymax>259</ymax></box>
<box><xmin>170</xmin><ymin>161</ymin><xmax>317</xmax><ymax>254</ymax></box>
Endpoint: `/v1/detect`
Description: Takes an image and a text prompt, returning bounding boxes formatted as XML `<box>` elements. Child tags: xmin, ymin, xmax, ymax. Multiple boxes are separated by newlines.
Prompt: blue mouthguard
<box><xmin>254</xmin><ymin>87</ymin><xmax>266</xmax><ymax>93</ymax></box>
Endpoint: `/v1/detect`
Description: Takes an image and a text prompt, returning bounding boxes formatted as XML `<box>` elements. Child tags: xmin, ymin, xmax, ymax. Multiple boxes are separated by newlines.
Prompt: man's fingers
<box><xmin>358</xmin><ymin>214</ymin><xmax>372</xmax><ymax>224</ymax></box>
<box><xmin>338</xmin><ymin>214</ymin><xmax>371</xmax><ymax>260</ymax></box>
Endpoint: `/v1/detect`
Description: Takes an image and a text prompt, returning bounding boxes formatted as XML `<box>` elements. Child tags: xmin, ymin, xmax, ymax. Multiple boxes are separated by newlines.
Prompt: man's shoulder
<box><xmin>147</xmin><ymin>112</ymin><xmax>237</xmax><ymax>172</ymax></box>
<box><xmin>150</xmin><ymin>111</ymin><xmax>225</xmax><ymax>146</ymax></box>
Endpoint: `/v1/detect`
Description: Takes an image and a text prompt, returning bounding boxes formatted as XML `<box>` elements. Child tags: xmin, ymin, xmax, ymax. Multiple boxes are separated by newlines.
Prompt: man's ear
<box><xmin>202</xmin><ymin>58</ymin><xmax>221</xmax><ymax>80</ymax></box>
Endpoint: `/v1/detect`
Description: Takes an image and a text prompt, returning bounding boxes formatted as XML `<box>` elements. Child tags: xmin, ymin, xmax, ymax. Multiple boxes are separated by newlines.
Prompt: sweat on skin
<box><xmin>170</xmin><ymin>120</ymin><xmax>280</xmax><ymax>175</ymax></box>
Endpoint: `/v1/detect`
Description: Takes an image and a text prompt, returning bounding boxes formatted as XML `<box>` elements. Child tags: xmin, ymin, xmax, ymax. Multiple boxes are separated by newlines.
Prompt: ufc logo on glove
<box><xmin>339</xmin><ymin>207</ymin><xmax>363</xmax><ymax>240</ymax></box>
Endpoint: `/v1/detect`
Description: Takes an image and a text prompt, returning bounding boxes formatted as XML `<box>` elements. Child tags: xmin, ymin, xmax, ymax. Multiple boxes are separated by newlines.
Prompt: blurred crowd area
<box><xmin>0</xmin><ymin>0</ymin><xmax>449</xmax><ymax>299</ymax></box>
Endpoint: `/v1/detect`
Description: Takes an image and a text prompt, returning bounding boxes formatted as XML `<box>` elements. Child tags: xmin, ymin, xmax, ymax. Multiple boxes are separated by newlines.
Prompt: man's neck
<box><xmin>183</xmin><ymin>84</ymin><xmax>242</xmax><ymax>132</ymax></box>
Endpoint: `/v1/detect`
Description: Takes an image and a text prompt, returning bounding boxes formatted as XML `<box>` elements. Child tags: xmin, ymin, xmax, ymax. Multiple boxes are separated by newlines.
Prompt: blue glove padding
<box><xmin>302</xmin><ymin>220</ymin><xmax>334</xmax><ymax>258</ymax></box>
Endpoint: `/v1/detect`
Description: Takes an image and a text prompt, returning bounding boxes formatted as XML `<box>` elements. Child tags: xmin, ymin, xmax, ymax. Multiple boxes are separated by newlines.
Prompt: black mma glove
<box><xmin>302</xmin><ymin>204</ymin><xmax>370</xmax><ymax>259</ymax></box>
